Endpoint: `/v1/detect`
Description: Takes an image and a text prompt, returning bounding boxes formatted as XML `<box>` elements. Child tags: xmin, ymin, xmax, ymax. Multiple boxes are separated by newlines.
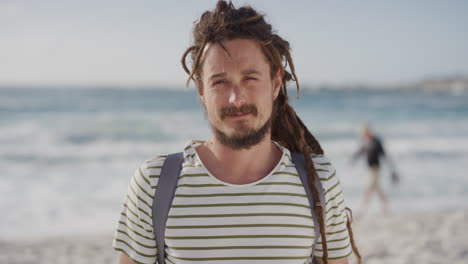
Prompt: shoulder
<box><xmin>310</xmin><ymin>154</ymin><xmax>341</xmax><ymax>192</ymax></box>
<box><xmin>310</xmin><ymin>154</ymin><xmax>336</xmax><ymax>178</ymax></box>
<box><xmin>284</xmin><ymin>150</ymin><xmax>339</xmax><ymax>185</ymax></box>
<box><xmin>287</xmin><ymin>152</ymin><xmax>336</xmax><ymax>179</ymax></box>
<box><xmin>143</xmin><ymin>154</ymin><xmax>168</xmax><ymax>169</ymax></box>
<box><xmin>133</xmin><ymin>154</ymin><xmax>169</xmax><ymax>191</ymax></box>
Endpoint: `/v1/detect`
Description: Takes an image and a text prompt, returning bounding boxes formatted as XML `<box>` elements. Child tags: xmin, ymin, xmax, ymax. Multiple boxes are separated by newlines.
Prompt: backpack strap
<box><xmin>291</xmin><ymin>152</ymin><xmax>326</xmax><ymax>261</ymax></box>
<box><xmin>152</xmin><ymin>152</ymin><xmax>184</xmax><ymax>264</ymax></box>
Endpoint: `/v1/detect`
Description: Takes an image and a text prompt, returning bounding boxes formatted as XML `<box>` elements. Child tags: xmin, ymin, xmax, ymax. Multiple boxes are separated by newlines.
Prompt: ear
<box><xmin>196</xmin><ymin>78</ymin><xmax>205</xmax><ymax>104</ymax></box>
<box><xmin>272</xmin><ymin>69</ymin><xmax>282</xmax><ymax>99</ymax></box>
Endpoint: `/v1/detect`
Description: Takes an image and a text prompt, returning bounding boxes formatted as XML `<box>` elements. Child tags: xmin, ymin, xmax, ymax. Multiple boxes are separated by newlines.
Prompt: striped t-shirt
<box><xmin>112</xmin><ymin>140</ymin><xmax>352</xmax><ymax>264</ymax></box>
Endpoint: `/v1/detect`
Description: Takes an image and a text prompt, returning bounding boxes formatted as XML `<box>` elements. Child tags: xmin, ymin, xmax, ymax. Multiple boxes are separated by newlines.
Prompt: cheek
<box><xmin>259</xmin><ymin>96</ymin><xmax>274</xmax><ymax>112</ymax></box>
<box><xmin>203</xmin><ymin>95</ymin><xmax>222</xmax><ymax>119</ymax></box>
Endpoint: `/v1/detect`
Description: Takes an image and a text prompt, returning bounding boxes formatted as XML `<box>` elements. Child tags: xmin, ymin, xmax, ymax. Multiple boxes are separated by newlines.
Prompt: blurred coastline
<box><xmin>305</xmin><ymin>75</ymin><xmax>468</xmax><ymax>95</ymax></box>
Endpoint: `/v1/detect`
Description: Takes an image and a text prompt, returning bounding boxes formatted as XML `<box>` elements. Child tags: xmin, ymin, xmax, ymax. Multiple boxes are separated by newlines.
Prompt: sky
<box><xmin>1</xmin><ymin>0</ymin><xmax>467</xmax><ymax>88</ymax></box>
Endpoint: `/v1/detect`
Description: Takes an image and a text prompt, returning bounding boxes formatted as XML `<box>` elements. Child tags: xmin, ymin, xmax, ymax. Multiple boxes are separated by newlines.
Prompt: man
<box><xmin>113</xmin><ymin>1</ymin><xmax>359</xmax><ymax>263</ymax></box>
<box><xmin>352</xmin><ymin>124</ymin><xmax>399</xmax><ymax>216</ymax></box>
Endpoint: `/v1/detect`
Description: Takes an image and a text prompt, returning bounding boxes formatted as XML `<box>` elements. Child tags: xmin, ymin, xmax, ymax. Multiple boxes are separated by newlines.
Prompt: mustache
<box><xmin>220</xmin><ymin>104</ymin><xmax>258</xmax><ymax>120</ymax></box>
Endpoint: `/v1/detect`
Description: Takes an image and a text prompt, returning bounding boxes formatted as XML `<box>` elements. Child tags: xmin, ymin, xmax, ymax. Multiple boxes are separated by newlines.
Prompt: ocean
<box><xmin>1</xmin><ymin>86</ymin><xmax>467</xmax><ymax>240</ymax></box>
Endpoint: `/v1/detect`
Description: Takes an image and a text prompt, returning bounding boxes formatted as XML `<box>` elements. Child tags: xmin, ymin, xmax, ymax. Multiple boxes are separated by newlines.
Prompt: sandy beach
<box><xmin>1</xmin><ymin>207</ymin><xmax>467</xmax><ymax>264</ymax></box>
<box><xmin>351</xmin><ymin>207</ymin><xmax>468</xmax><ymax>264</ymax></box>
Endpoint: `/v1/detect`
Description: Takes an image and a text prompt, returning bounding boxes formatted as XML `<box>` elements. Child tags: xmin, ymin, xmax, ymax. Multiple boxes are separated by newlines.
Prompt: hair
<box><xmin>181</xmin><ymin>1</ymin><xmax>361</xmax><ymax>263</ymax></box>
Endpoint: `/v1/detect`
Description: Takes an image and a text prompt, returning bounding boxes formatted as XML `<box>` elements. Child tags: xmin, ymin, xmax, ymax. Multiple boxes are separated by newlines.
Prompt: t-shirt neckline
<box><xmin>186</xmin><ymin>139</ymin><xmax>287</xmax><ymax>187</ymax></box>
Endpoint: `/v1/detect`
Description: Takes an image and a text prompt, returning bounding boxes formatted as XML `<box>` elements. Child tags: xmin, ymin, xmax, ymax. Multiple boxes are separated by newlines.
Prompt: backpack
<box><xmin>152</xmin><ymin>152</ymin><xmax>326</xmax><ymax>264</ymax></box>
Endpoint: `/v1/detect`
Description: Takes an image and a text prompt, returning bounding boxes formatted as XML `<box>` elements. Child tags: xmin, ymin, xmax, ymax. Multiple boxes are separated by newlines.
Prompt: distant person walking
<box><xmin>351</xmin><ymin>124</ymin><xmax>399</xmax><ymax>217</ymax></box>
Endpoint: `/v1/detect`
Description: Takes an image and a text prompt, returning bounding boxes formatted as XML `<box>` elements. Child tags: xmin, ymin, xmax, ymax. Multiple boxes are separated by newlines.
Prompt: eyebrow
<box><xmin>208</xmin><ymin>72</ymin><xmax>227</xmax><ymax>81</ymax></box>
<box><xmin>241</xmin><ymin>69</ymin><xmax>262</xmax><ymax>76</ymax></box>
<box><xmin>208</xmin><ymin>69</ymin><xmax>262</xmax><ymax>81</ymax></box>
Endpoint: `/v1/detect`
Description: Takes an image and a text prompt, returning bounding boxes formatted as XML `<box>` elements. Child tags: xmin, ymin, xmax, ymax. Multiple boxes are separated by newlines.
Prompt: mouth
<box><xmin>221</xmin><ymin>105</ymin><xmax>258</xmax><ymax>120</ymax></box>
<box><xmin>227</xmin><ymin>112</ymin><xmax>250</xmax><ymax>119</ymax></box>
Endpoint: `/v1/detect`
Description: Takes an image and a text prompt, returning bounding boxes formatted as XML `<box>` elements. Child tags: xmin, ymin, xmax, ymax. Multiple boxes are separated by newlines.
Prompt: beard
<box><xmin>213</xmin><ymin>116</ymin><xmax>271</xmax><ymax>150</ymax></box>
<box><xmin>207</xmin><ymin>104</ymin><xmax>272</xmax><ymax>150</ymax></box>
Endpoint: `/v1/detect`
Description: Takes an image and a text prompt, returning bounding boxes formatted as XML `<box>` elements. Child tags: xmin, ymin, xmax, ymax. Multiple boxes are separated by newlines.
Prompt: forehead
<box><xmin>201</xmin><ymin>38</ymin><xmax>268</xmax><ymax>75</ymax></box>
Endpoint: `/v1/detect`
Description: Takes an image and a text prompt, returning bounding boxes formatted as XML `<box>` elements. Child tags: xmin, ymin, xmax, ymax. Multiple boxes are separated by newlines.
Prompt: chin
<box><xmin>211</xmin><ymin>116</ymin><xmax>272</xmax><ymax>150</ymax></box>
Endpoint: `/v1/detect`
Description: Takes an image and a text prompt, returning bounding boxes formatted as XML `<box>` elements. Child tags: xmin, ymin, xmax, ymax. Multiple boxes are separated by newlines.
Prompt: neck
<box><xmin>196</xmin><ymin>134</ymin><xmax>283</xmax><ymax>184</ymax></box>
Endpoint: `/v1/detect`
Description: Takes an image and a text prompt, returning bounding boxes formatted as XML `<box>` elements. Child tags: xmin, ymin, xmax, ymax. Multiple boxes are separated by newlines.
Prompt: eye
<box><xmin>244</xmin><ymin>76</ymin><xmax>257</xmax><ymax>81</ymax></box>
<box><xmin>213</xmin><ymin>80</ymin><xmax>226</xmax><ymax>86</ymax></box>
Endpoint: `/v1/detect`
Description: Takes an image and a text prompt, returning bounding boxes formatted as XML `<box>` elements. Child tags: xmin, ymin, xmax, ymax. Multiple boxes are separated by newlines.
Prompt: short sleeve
<box><xmin>112</xmin><ymin>156</ymin><xmax>166</xmax><ymax>264</ymax></box>
<box><xmin>312</xmin><ymin>155</ymin><xmax>353</xmax><ymax>260</ymax></box>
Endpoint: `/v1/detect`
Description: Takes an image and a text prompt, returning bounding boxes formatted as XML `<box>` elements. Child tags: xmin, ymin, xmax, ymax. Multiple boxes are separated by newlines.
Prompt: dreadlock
<box><xmin>181</xmin><ymin>1</ymin><xmax>361</xmax><ymax>263</ymax></box>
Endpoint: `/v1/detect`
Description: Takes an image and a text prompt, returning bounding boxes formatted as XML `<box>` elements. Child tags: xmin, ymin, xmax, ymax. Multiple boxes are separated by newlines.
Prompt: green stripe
<box><xmin>315</xmin><ymin>168</ymin><xmax>329</xmax><ymax>172</ymax></box>
<box><xmin>326</xmin><ymin>199</ymin><xmax>345</xmax><ymax>214</ymax></box>
<box><xmin>181</xmin><ymin>173</ymin><xmax>209</xmax><ymax>177</ymax></box>
<box><xmin>113</xmin><ymin>239</ymin><xmax>157</xmax><ymax>258</ymax></box>
<box><xmin>315</xmin><ymin>249</ymin><xmax>352</xmax><ymax>260</ymax></box>
<box><xmin>120</xmin><ymin>212</ymin><xmax>148</xmax><ymax>232</ymax></box>
<box><xmin>148</xmin><ymin>174</ymin><xmax>160</xmax><ymax>178</ymax></box>
<box><xmin>185</xmin><ymin>153</ymin><xmax>196</xmax><ymax>159</ymax></box>
<box><xmin>126</xmin><ymin>195</ymin><xmax>151</xmax><ymax>219</ymax></box>
<box><xmin>171</xmin><ymin>202</ymin><xmax>309</xmax><ymax>209</ymax></box>
<box><xmin>326</xmin><ymin>227</ymin><xmax>348</xmax><ymax>235</ymax></box>
<box><xmin>168</xmin><ymin>213</ymin><xmax>312</xmax><ymax>219</ymax></box>
<box><xmin>184</xmin><ymin>145</ymin><xmax>191</xmax><ymax>151</ymax></box>
<box><xmin>280</xmin><ymin>162</ymin><xmax>296</xmax><ymax>168</ymax></box>
<box><xmin>132</xmin><ymin>177</ymin><xmax>154</xmax><ymax>199</ymax></box>
<box><xmin>113</xmin><ymin>247</ymin><xmax>155</xmax><ymax>264</ymax></box>
<box><xmin>138</xmin><ymin>168</ymin><xmax>151</xmax><ymax>186</ymax></box>
<box><xmin>129</xmin><ymin>185</ymin><xmax>152</xmax><ymax>209</ymax></box>
<box><xmin>318</xmin><ymin>234</ymin><xmax>349</xmax><ymax>244</ymax></box>
<box><xmin>116</xmin><ymin>230</ymin><xmax>156</xmax><ymax>249</ymax></box>
<box><xmin>326</xmin><ymin>207</ymin><xmax>346</xmax><ymax>222</ymax></box>
<box><xmin>175</xmin><ymin>192</ymin><xmax>307</xmax><ymax>198</ymax></box>
<box><xmin>320</xmin><ymin>170</ymin><xmax>336</xmax><ymax>181</ymax></box>
<box><xmin>179</xmin><ymin>173</ymin><xmax>209</xmax><ymax>179</ymax></box>
<box><xmin>123</xmin><ymin>204</ymin><xmax>152</xmax><ymax>227</ymax></box>
<box><xmin>178</xmin><ymin>184</ymin><xmax>225</xmax><ymax>187</ymax></box>
<box><xmin>326</xmin><ymin>190</ymin><xmax>343</xmax><ymax>205</ymax></box>
<box><xmin>182</xmin><ymin>164</ymin><xmax>199</xmax><ymax>168</ymax></box>
<box><xmin>168</xmin><ymin>255</ymin><xmax>309</xmax><ymax>261</ymax></box>
<box><xmin>327</xmin><ymin>220</ymin><xmax>345</xmax><ymax>227</ymax></box>
<box><xmin>315</xmin><ymin>242</ymin><xmax>351</xmax><ymax>252</ymax></box>
<box><xmin>166</xmin><ymin>234</ymin><xmax>314</xmax><ymax>240</ymax></box>
<box><xmin>258</xmin><ymin>182</ymin><xmax>303</xmax><ymax>187</ymax></box>
<box><xmin>147</xmin><ymin>166</ymin><xmax>162</xmax><ymax>169</ymax></box>
<box><xmin>117</xmin><ymin>221</ymin><xmax>154</xmax><ymax>241</ymax></box>
<box><xmin>123</xmin><ymin>204</ymin><xmax>142</xmax><ymax>222</ymax></box>
<box><xmin>167</xmin><ymin>245</ymin><xmax>311</xmax><ymax>250</ymax></box>
<box><xmin>315</xmin><ymin>162</ymin><xmax>331</xmax><ymax>165</ymax></box>
<box><xmin>272</xmin><ymin>171</ymin><xmax>298</xmax><ymax>176</ymax></box>
<box><xmin>166</xmin><ymin>223</ymin><xmax>314</xmax><ymax>229</ymax></box>
<box><xmin>324</xmin><ymin>180</ymin><xmax>341</xmax><ymax>195</ymax></box>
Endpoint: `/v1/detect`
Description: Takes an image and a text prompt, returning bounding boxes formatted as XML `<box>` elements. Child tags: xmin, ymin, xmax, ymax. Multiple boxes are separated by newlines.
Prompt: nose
<box><xmin>227</xmin><ymin>84</ymin><xmax>247</xmax><ymax>107</ymax></box>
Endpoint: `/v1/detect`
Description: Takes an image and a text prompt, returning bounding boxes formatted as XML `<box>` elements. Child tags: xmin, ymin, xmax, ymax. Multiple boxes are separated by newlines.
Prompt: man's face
<box><xmin>198</xmin><ymin>38</ymin><xmax>281</xmax><ymax>149</ymax></box>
